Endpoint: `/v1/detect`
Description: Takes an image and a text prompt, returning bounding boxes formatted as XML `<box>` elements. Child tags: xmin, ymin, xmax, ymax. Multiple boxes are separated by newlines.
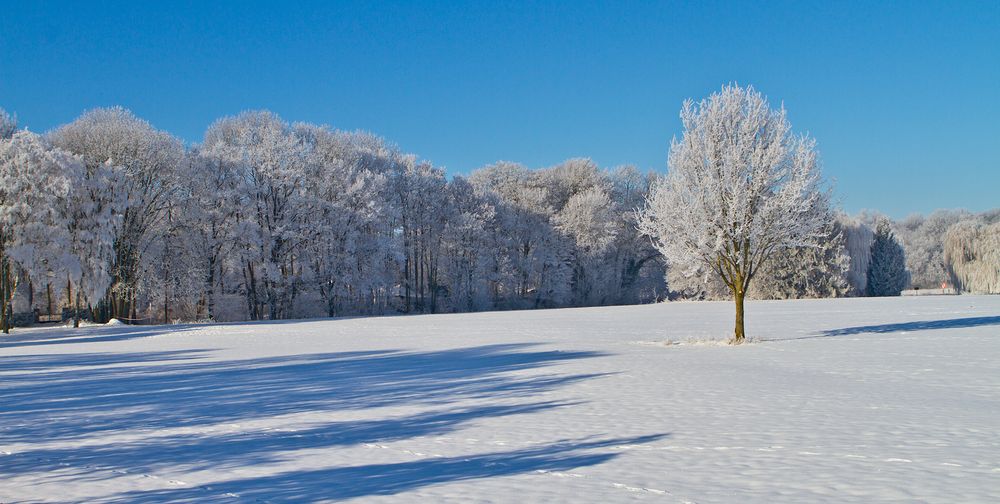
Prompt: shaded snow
<box><xmin>2</xmin><ymin>296</ymin><xmax>999</xmax><ymax>503</ymax></box>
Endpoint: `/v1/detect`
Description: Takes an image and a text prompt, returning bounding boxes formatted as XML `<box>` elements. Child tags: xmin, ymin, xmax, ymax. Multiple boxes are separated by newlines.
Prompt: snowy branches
<box><xmin>49</xmin><ymin>107</ymin><xmax>184</xmax><ymax>321</ymax></box>
<box><xmin>0</xmin><ymin>95</ymin><xmax>992</xmax><ymax>330</ymax></box>
<box><xmin>0</xmin><ymin>131</ymin><xmax>82</xmax><ymax>331</ymax></box>
<box><xmin>943</xmin><ymin>221</ymin><xmax>1000</xmax><ymax>294</ymax></box>
<box><xmin>637</xmin><ymin>84</ymin><xmax>832</xmax><ymax>342</ymax></box>
<box><xmin>0</xmin><ymin>108</ymin><xmax>17</xmax><ymax>140</ymax></box>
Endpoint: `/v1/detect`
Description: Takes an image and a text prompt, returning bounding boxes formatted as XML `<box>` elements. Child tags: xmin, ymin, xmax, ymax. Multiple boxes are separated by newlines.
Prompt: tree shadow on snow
<box><xmin>801</xmin><ymin>315</ymin><xmax>1000</xmax><ymax>339</ymax></box>
<box><xmin>0</xmin><ymin>341</ymin><xmax>662</xmax><ymax>501</ymax></box>
<box><xmin>113</xmin><ymin>434</ymin><xmax>669</xmax><ymax>503</ymax></box>
<box><xmin>0</xmin><ymin>324</ymin><xmax>201</xmax><ymax>348</ymax></box>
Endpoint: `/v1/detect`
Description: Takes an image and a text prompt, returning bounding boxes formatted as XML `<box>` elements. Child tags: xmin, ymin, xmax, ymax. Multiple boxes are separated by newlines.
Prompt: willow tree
<box><xmin>943</xmin><ymin>220</ymin><xmax>1000</xmax><ymax>294</ymax></box>
<box><xmin>638</xmin><ymin>85</ymin><xmax>831</xmax><ymax>344</ymax></box>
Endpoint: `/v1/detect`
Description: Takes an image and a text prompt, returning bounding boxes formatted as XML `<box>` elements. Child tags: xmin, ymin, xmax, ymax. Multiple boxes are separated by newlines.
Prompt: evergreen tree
<box><xmin>866</xmin><ymin>218</ymin><xmax>908</xmax><ymax>296</ymax></box>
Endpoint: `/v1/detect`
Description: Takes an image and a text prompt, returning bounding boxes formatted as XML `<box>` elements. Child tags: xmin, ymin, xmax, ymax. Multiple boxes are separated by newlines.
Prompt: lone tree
<box><xmin>866</xmin><ymin>217</ymin><xmax>908</xmax><ymax>296</ymax></box>
<box><xmin>638</xmin><ymin>85</ymin><xmax>831</xmax><ymax>344</ymax></box>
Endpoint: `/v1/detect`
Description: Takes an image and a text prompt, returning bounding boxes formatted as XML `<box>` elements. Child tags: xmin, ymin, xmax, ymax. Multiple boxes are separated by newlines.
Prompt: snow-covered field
<box><xmin>2</xmin><ymin>296</ymin><xmax>999</xmax><ymax>503</ymax></box>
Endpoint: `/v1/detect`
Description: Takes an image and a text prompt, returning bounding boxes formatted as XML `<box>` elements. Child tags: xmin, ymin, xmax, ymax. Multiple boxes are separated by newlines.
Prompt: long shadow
<box><xmin>2</xmin><ymin>344</ymin><xmax>609</xmax><ymax>442</ymax></box>
<box><xmin>0</xmin><ymin>402</ymin><xmax>577</xmax><ymax>477</ymax></box>
<box><xmin>112</xmin><ymin>434</ymin><xmax>669</xmax><ymax>503</ymax></box>
<box><xmin>0</xmin><ymin>315</ymin><xmax>393</xmax><ymax>349</ymax></box>
<box><xmin>773</xmin><ymin>315</ymin><xmax>1000</xmax><ymax>341</ymax></box>
<box><xmin>0</xmin><ymin>349</ymin><xmax>213</xmax><ymax>372</ymax></box>
<box><xmin>0</xmin><ymin>325</ymin><xmax>201</xmax><ymax>348</ymax></box>
<box><xmin>820</xmin><ymin>315</ymin><xmax>1000</xmax><ymax>338</ymax></box>
<box><xmin>1</xmin><ymin>340</ymin><xmax>649</xmax><ymax>501</ymax></box>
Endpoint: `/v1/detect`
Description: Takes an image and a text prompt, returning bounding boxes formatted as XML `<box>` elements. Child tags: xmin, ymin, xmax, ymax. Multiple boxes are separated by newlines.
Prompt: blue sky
<box><xmin>1</xmin><ymin>0</ymin><xmax>997</xmax><ymax>217</ymax></box>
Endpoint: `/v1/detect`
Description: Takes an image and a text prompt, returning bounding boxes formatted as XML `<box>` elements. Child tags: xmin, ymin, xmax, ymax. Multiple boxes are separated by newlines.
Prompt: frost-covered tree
<box><xmin>750</xmin><ymin>221</ymin><xmax>849</xmax><ymax>299</ymax></box>
<box><xmin>606</xmin><ymin>166</ymin><xmax>664</xmax><ymax>304</ymax></box>
<box><xmin>322</xmin><ymin>131</ymin><xmax>399</xmax><ymax>315</ymax></box>
<box><xmin>545</xmin><ymin>159</ymin><xmax>619</xmax><ymax>306</ymax></box>
<box><xmin>0</xmin><ymin>103</ymin><xmax>859</xmax><ymax>325</ymax></box>
<box><xmin>469</xmin><ymin>162</ymin><xmax>571</xmax><ymax>309</ymax></box>
<box><xmin>666</xmin><ymin>220</ymin><xmax>849</xmax><ymax>301</ymax></box>
<box><xmin>0</xmin><ymin>131</ymin><xmax>80</xmax><ymax>332</ymax></box>
<box><xmin>49</xmin><ymin>107</ymin><xmax>184</xmax><ymax>321</ymax></box>
<box><xmin>202</xmin><ymin>111</ymin><xmax>311</xmax><ymax>320</ymax></box>
<box><xmin>63</xmin><ymin>159</ymin><xmax>117</xmax><ymax>326</ymax></box>
<box><xmin>943</xmin><ymin>221</ymin><xmax>1000</xmax><ymax>294</ymax></box>
<box><xmin>895</xmin><ymin>209</ymin><xmax>975</xmax><ymax>289</ymax></box>
<box><xmin>181</xmin><ymin>149</ymin><xmax>241</xmax><ymax>320</ymax></box>
<box><xmin>866</xmin><ymin>217</ymin><xmax>908</xmax><ymax>296</ymax></box>
<box><xmin>555</xmin><ymin>186</ymin><xmax>617</xmax><ymax>304</ymax></box>
<box><xmin>0</xmin><ymin>108</ymin><xmax>17</xmax><ymax>139</ymax></box>
<box><xmin>141</xmin><ymin>201</ymin><xmax>201</xmax><ymax>323</ymax></box>
<box><xmin>638</xmin><ymin>85</ymin><xmax>831</xmax><ymax>343</ymax></box>
<box><xmin>394</xmin><ymin>158</ymin><xmax>448</xmax><ymax>313</ymax></box>
<box><xmin>440</xmin><ymin>176</ymin><xmax>496</xmax><ymax>312</ymax></box>
<box><xmin>838</xmin><ymin>214</ymin><xmax>875</xmax><ymax>295</ymax></box>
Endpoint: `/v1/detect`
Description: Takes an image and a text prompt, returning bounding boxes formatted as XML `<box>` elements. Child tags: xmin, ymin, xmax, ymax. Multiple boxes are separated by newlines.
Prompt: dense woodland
<box><xmin>0</xmin><ymin>106</ymin><xmax>996</xmax><ymax>327</ymax></box>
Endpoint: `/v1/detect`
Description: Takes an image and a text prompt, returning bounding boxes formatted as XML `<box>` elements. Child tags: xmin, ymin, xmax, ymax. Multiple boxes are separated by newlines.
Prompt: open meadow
<box><xmin>2</xmin><ymin>295</ymin><xmax>999</xmax><ymax>503</ymax></box>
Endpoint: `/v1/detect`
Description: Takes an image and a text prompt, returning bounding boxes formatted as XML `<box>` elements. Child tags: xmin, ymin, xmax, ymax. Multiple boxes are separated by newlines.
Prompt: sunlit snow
<box><xmin>2</xmin><ymin>295</ymin><xmax>998</xmax><ymax>502</ymax></box>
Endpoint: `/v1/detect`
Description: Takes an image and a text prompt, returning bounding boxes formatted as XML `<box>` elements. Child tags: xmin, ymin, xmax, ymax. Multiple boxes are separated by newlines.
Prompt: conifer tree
<box><xmin>866</xmin><ymin>218</ymin><xmax>908</xmax><ymax>296</ymax></box>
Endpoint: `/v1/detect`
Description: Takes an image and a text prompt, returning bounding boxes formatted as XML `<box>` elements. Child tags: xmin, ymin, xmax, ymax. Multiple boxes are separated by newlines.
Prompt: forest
<box><xmin>0</xmin><ymin>106</ymin><xmax>997</xmax><ymax>327</ymax></box>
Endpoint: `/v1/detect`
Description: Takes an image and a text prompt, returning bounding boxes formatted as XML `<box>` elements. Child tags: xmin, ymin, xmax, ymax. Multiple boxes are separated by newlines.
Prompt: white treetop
<box><xmin>638</xmin><ymin>84</ymin><xmax>831</xmax><ymax>342</ymax></box>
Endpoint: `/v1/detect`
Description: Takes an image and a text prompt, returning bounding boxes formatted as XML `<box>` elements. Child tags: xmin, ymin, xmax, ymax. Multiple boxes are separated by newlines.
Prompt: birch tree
<box><xmin>638</xmin><ymin>85</ymin><xmax>830</xmax><ymax>343</ymax></box>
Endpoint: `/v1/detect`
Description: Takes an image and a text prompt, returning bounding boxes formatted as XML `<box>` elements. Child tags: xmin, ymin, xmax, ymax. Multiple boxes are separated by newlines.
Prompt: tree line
<box><xmin>0</xmin><ymin>107</ymin><xmax>665</xmax><ymax>328</ymax></box>
<box><xmin>0</xmin><ymin>101</ymin><xmax>995</xmax><ymax>331</ymax></box>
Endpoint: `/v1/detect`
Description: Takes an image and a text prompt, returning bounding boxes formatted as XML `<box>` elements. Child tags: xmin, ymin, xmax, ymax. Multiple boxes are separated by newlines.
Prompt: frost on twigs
<box><xmin>0</xmin><ymin>107</ymin><xmax>17</xmax><ymax>139</ymax></box>
<box><xmin>638</xmin><ymin>84</ymin><xmax>832</xmax><ymax>344</ymax></box>
<box><xmin>944</xmin><ymin>221</ymin><xmax>1000</xmax><ymax>294</ymax></box>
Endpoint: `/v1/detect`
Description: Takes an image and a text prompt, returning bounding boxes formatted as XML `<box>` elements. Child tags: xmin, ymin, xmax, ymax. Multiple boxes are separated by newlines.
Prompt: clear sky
<box><xmin>1</xmin><ymin>0</ymin><xmax>997</xmax><ymax>218</ymax></box>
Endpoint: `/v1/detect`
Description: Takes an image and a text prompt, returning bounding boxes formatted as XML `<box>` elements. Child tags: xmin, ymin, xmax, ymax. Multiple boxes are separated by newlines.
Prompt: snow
<box><xmin>2</xmin><ymin>295</ymin><xmax>999</xmax><ymax>503</ymax></box>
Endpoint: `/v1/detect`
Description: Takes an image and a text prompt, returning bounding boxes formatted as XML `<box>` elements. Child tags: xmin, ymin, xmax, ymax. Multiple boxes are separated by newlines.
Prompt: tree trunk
<box><xmin>732</xmin><ymin>288</ymin><xmax>746</xmax><ymax>344</ymax></box>
<box><xmin>73</xmin><ymin>291</ymin><xmax>81</xmax><ymax>328</ymax></box>
<box><xmin>4</xmin><ymin>263</ymin><xmax>14</xmax><ymax>334</ymax></box>
<box><xmin>0</xmin><ymin>257</ymin><xmax>8</xmax><ymax>335</ymax></box>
